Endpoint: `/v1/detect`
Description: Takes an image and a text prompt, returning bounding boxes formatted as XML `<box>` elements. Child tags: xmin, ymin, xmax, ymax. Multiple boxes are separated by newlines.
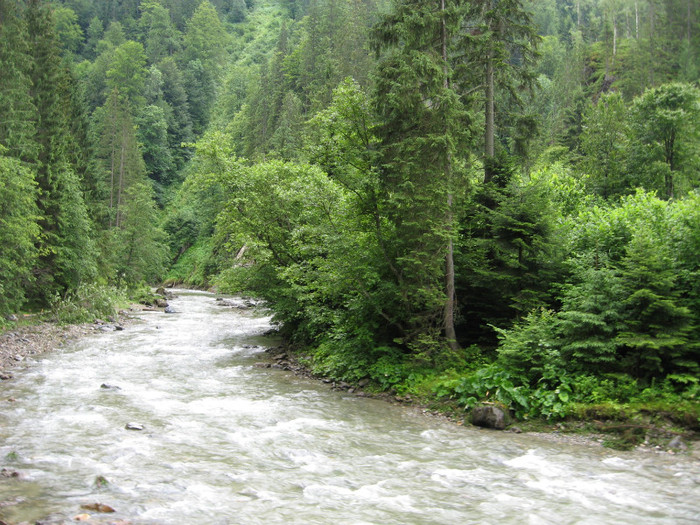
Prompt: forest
<box><xmin>1</xmin><ymin>0</ymin><xmax>699</xmax><ymax>430</ymax></box>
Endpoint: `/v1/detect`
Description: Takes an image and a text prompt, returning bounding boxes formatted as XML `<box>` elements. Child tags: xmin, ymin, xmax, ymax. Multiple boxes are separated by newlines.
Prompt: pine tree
<box><xmin>373</xmin><ymin>0</ymin><xmax>473</xmax><ymax>353</ymax></box>
<box><xmin>461</xmin><ymin>0</ymin><xmax>540</xmax><ymax>183</ymax></box>
<box><xmin>0</xmin><ymin>0</ymin><xmax>38</xmax><ymax>162</ymax></box>
<box><xmin>616</xmin><ymin>232</ymin><xmax>695</xmax><ymax>380</ymax></box>
<box><xmin>0</xmin><ymin>148</ymin><xmax>40</xmax><ymax>315</ymax></box>
<box><xmin>26</xmin><ymin>0</ymin><xmax>97</xmax><ymax>302</ymax></box>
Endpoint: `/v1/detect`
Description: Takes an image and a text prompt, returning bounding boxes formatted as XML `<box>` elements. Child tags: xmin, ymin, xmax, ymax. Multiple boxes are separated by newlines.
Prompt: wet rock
<box><xmin>115</xmin><ymin>325</ymin><xmax>124</xmax><ymax>331</ymax></box>
<box><xmin>94</xmin><ymin>475</ymin><xmax>109</xmax><ymax>489</ymax></box>
<box><xmin>509</xmin><ymin>426</ymin><xmax>523</xmax><ymax>434</ymax></box>
<box><xmin>358</xmin><ymin>378</ymin><xmax>370</xmax><ymax>388</ymax></box>
<box><xmin>164</xmin><ymin>305</ymin><xmax>175</xmax><ymax>314</ymax></box>
<box><xmin>125</xmin><ymin>422</ymin><xmax>144</xmax><ymax>431</ymax></box>
<box><xmin>253</xmin><ymin>362</ymin><xmax>271</xmax><ymax>368</ymax></box>
<box><xmin>272</xmin><ymin>352</ymin><xmax>288</xmax><ymax>361</ymax></box>
<box><xmin>155</xmin><ymin>298</ymin><xmax>168</xmax><ymax>308</ymax></box>
<box><xmin>80</xmin><ymin>502</ymin><xmax>116</xmax><ymax>513</ymax></box>
<box><xmin>73</xmin><ymin>514</ymin><xmax>91</xmax><ymax>521</ymax></box>
<box><xmin>100</xmin><ymin>383</ymin><xmax>121</xmax><ymax>390</ymax></box>
<box><xmin>98</xmin><ymin>325</ymin><xmax>115</xmax><ymax>332</ymax></box>
<box><xmin>0</xmin><ymin>372</ymin><xmax>13</xmax><ymax>380</ymax></box>
<box><xmin>1</xmin><ymin>468</ymin><xmax>20</xmax><ymax>478</ymax></box>
<box><xmin>470</xmin><ymin>404</ymin><xmax>510</xmax><ymax>430</ymax></box>
<box><xmin>668</xmin><ymin>436</ymin><xmax>687</xmax><ymax>450</ymax></box>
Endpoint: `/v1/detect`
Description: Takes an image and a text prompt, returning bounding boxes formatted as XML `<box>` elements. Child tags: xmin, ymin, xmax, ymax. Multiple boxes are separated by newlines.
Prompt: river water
<box><xmin>0</xmin><ymin>290</ymin><xmax>698</xmax><ymax>524</ymax></box>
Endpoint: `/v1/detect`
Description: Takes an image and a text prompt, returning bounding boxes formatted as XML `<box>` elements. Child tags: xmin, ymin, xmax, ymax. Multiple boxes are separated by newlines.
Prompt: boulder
<box><xmin>125</xmin><ymin>422</ymin><xmax>144</xmax><ymax>431</ymax></box>
<box><xmin>470</xmin><ymin>403</ymin><xmax>510</xmax><ymax>430</ymax></box>
<box><xmin>668</xmin><ymin>436</ymin><xmax>687</xmax><ymax>450</ymax></box>
<box><xmin>155</xmin><ymin>298</ymin><xmax>168</xmax><ymax>308</ymax></box>
<box><xmin>164</xmin><ymin>305</ymin><xmax>175</xmax><ymax>314</ymax></box>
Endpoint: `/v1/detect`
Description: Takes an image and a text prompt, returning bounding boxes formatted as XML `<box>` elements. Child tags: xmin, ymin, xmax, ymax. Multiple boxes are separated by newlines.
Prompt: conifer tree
<box><xmin>373</xmin><ymin>0</ymin><xmax>472</xmax><ymax>353</ymax></box>
<box><xmin>0</xmin><ymin>148</ymin><xmax>40</xmax><ymax>315</ymax></box>
<box><xmin>461</xmin><ymin>0</ymin><xmax>539</xmax><ymax>183</ymax></box>
<box><xmin>26</xmin><ymin>0</ymin><xmax>97</xmax><ymax>302</ymax></box>
<box><xmin>0</xmin><ymin>0</ymin><xmax>38</xmax><ymax>162</ymax></box>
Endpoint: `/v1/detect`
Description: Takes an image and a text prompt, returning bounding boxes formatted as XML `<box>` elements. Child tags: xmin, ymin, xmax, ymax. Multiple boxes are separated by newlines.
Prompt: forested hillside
<box><xmin>1</xmin><ymin>0</ymin><xmax>699</xmax><ymax>427</ymax></box>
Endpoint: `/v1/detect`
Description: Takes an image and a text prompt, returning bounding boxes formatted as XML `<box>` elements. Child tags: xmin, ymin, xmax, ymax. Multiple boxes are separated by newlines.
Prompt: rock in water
<box><xmin>668</xmin><ymin>436</ymin><xmax>687</xmax><ymax>450</ymax></box>
<box><xmin>81</xmin><ymin>502</ymin><xmax>116</xmax><ymax>513</ymax></box>
<box><xmin>125</xmin><ymin>422</ymin><xmax>144</xmax><ymax>431</ymax></box>
<box><xmin>470</xmin><ymin>404</ymin><xmax>510</xmax><ymax>430</ymax></box>
<box><xmin>164</xmin><ymin>305</ymin><xmax>175</xmax><ymax>314</ymax></box>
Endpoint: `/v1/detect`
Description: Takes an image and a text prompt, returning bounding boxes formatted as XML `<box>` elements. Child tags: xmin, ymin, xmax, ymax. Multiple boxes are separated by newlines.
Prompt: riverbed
<box><xmin>0</xmin><ymin>290</ymin><xmax>698</xmax><ymax>524</ymax></box>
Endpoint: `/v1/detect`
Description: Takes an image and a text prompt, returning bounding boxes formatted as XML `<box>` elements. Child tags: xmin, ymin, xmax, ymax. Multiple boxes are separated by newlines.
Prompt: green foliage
<box><xmin>49</xmin><ymin>283</ymin><xmax>127</xmax><ymax>324</ymax></box>
<box><xmin>113</xmin><ymin>181</ymin><xmax>169</xmax><ymax>285</ymax></box>
<box><xmin>494</xmin><ymin>309</ymin><xmax>562</xmax><ymax>385</ymax></box>
<box><xmin>0</xmin><ymin>150</ymin><xmax>40</xmax><ymax>315</ymax></box>
<box><xmin>165</xmin><ymin>238</ymin><xmax>216</xmax><ymax>287</ymax></box>
<box><xmin>579</xmin><ymin>92</ymin><xmax>630</xmax><ymax>199</ymax></box>
<box><xmin>629</xmin><ymin>83</ymin><xmax>700</xmax><ymax>199</ymax></box>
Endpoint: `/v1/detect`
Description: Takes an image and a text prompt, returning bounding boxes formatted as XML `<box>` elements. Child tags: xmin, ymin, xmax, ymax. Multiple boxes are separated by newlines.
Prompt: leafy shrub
<box><xmin>494</xmin><ymin>308</ymin><xmax>564</xmax><ymax>385</ymax></box>
<box><xmin>50</xmin><ymin>284</ymin><xmax>127</xmax><ymax>324</ymax></box>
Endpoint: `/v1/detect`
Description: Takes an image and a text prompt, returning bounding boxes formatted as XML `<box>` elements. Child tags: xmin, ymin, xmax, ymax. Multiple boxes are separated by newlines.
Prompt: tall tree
<box><xmin>461</xmin><ymin>0</ymin><xmax>539</xmax><ymax>183</ymax></box>
<box><xmin>94</xmin><ymin>88</ymin><xmax>145</xmax><ymax>229</ymax></box>
<box><xmin>26</xmin><ymin>0</ymin><xmax>96</xmax><ymax>301</ymax></box>
<box><xmin>0</xmin><ymin>0</ymin><xmax>37</xmax><ymax>162</ymax></box>
<box><xmin>629</xmin><ymin>82</ymin><xmax>700</xmax><ymax>198</ymax></box>
<box><xmin>373</xmin><ymin>0</ymin><xmax>472</xmax><ymax>353</ymax></box>
<box><xmin>0</xmin><ymin>148</ymin><xmax>40</xmax><ymax>315</ymax></box>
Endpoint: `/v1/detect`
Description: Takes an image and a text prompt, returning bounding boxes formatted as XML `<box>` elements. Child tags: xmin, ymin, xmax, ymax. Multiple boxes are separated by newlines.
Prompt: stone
<box><xmin>668</xmin><ymin>436</ymin><xmax>687</xmax><ymax>450</ymax></box>
<box><xmin>358</xmin><ymin>378</ymin><xmax>370</xmax><ymax>388</ymax></box>
<box><xmin>100</xmin><ymin>383</ymin><xmax>121</xmax><ymax>390</ymax></box>
<box><xmin>272</xmin><ymin>352</ymin><xmax>288</xmax><ymax>361</ymax></box>
<box><xmin>470</xmin><ymin>404</ymin><xmax>510</xmax><ymax>430</ymax></box>
<box><xmin>164</xmin><ymin>305</ymin><xmax>175</xmax><ymax>314</ymax></box>
<box><xmin>0</xmin><ymin>372</ymin><xmax>13</xmax><ymax>380</ymax></box>
<box><xmin>125</xmin><ymin>422</ymin><xmax>144</xmax><ymax>431</ymax></box>
<box><xmin>155</xmin><ymin>298</ymin><xmax>168</xmax><ymax>308</ymax></box>
<box><xmin>115</xmin><ymin>325</ymin><xmax>124</xmax><ymax>331</ymax></box>
<box><xmin>5</xmin><ymin>314</ymin><xmax>18</xmax><ymax>322</ymax></box>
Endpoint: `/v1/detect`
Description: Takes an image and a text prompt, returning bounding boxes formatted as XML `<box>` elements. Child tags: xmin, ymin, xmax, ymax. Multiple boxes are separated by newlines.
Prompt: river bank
<box><xmin>258</xmin><ymin>345</ymin><xmax>699</xmax><ymax>456</ymax></box>
<box><xmin>1</xmin><ymin>301</ymin><xmax>697</xmax><ymax>457</ymax></box>
<box><xmin>0</xmin><ymin>308</ymin><xmax>145</xmax><ymax>379</ymax></box>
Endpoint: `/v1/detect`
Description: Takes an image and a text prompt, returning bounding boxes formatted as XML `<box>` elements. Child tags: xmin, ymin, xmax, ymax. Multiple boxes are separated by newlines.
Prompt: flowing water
<box><xmin>0</xmin><ymin>290</ymin><xmax>698</xmax><ymax>525</ymax></box>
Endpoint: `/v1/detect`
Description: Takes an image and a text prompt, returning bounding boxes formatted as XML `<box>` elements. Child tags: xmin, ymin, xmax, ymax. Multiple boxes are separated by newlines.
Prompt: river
<box><xmin>0</xmin><ymin>290</ymin><xmax>698</xmax><ymax>524</ymax></box>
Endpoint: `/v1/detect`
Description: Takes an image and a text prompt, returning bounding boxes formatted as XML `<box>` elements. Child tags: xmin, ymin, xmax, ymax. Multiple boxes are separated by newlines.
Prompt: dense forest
<box><xmin>1</xmin><ymin>0</ymin><xmax>699</xmax><ymax>425</ymax></box>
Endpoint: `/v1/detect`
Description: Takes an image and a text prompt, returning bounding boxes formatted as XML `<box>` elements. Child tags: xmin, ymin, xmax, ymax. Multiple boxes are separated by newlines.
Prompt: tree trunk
<box><xmin>613</xmin><ymin>14</ymin><xmax>618</xmax><ymax>64</ymax></box>
<box><xmin>441</xmin><ymin>0</ymin><xmax>459</xmax><ymax>351</ymax></box>
<box><xmin>484</xmin><ymin>53</ymin><xmax>495</xmax><ymax>183</ymax></box>
<box><xmin>635</xmin><ymin>1</ymin><xmax>639</xmax><ymax>40</ymax></box>
<box><xmin>117</xmin><ymin>143</ymin><xmax>125</xmax><ymax>228</ymax></box>
<box><xmin>577</xmin><ymin>0</ymin><xmax>581</xmax><ymax>28</ymax></box>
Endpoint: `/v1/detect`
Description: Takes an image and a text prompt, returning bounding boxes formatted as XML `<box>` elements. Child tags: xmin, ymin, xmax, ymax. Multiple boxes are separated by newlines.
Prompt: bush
<box><xmin>50</xmin><ymin>284</ymin><xmax>127</xmax><ymax>324</ymax></box>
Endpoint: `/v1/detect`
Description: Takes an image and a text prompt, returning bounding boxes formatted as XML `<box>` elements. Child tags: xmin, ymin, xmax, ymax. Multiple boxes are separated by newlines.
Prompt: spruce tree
<box><xmin>0</xmin><ymin>0</ymin><xmax>38</xmax><ymax>162</ymax></box>
<box><xmin>616</xmin><ymin>232</ymin><xmax>695</xmax><ymax>380</ymax></box>
<box><xmin>26</xmin><ymin>0</ymin><xmax>97</xmax><ymax>302</ymax></box>
<box><xmin>373</xmin><ymin>0</ymin><xmax>473</xmax><ymax>353</ymax></box>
